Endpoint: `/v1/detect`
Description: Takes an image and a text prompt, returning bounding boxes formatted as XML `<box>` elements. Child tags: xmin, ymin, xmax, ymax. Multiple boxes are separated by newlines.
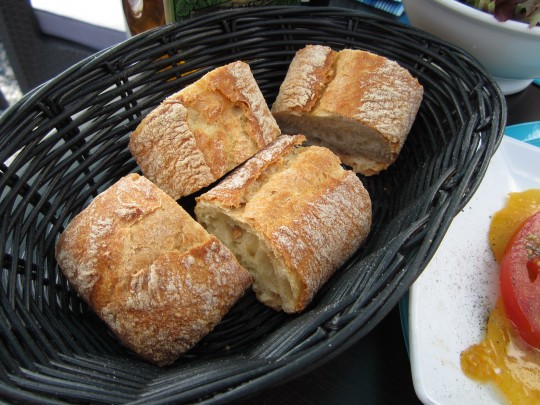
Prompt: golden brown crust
<box><xmin>55</xmin><ymin>174</ymin><xmax>251</xmax><ymax>366</ymax></box>
<box><xmin>271</xmin><ymin>45</ymin><xmax>337</xmax><ymax>114</ymax></box>
<box><xmin>195</xmin><ymin>135</ymin><xmax>372</xmax><ymax>313</ymax></box>
<box><xmin>129</xmin><ymin>61</ymin><xmax>281</xmax><ymax>199</ymax></box>
<box><xmin>271</xmin><ymin>45</ymin><xmax>423</xmax><ymax>176</ymax></box>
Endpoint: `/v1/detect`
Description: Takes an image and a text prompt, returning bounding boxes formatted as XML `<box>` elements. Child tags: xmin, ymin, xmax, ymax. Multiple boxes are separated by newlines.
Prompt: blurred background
<box><xmin>0</xmin><ymin>0</ymin><xmax>126</xmax><ymax>112</ymax></box>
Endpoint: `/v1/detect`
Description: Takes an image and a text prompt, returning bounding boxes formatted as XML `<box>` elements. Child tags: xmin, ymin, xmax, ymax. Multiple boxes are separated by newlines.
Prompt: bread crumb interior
<box><xmin>199</xmin><ymin>208</ymin><xmax>296</xmax><ymax>312</ymax></box>
<box><xmin>276</xmin><ymin>114</ymin><xmax>391</xmax><ymax>163</ymax></box>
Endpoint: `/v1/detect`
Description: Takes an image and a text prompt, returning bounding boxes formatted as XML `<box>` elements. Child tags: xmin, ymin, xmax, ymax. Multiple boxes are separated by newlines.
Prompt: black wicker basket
<box><xmin>0</xmin><ymin>6</ymin><xmax>505</xmax><ymax>404</ymax></box>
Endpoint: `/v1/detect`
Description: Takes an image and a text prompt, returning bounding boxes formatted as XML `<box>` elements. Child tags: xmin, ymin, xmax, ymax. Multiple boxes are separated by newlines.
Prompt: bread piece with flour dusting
<box><xmin>129</xmin><ymin>61</ymin><xmax>281</xmax><ymax>199</ymax></box>
<box><xmin>55</xmin><ymin>174</ymin><xmax>252</xmax><ymax>366</ymax></box>
<box><xmin>271</xmin><ymin>45</ymin><xmax>423</xmax><ymax>176</ymax></box>
<box><xmin>195</xmin><ymin>135</ymin><xmax>372</xmax><ymax>313</ymax></box>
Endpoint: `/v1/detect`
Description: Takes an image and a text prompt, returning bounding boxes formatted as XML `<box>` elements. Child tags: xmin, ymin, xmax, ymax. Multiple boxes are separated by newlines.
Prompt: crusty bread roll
<box><xmin>195</xmin><ymin>135</ymin><xmax>372</xmax><ymax>313</ymax></box>
<box><xmin>129</xmin><ymin>61</ymin><xmax>281</xmax><ymax>199</ymax></box>
<box><xmin>55</xmin><ymin>174</ymin><xmax>252</xmax><ymax>366</ymax></box>
<box><xmin>271</xmin><ymin>45</ymin><xmax>423</xmax><ymax>176</ymax></box>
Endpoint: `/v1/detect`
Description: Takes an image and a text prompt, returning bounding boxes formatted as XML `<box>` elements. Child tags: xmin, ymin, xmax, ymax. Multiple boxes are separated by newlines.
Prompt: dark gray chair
<box><xmin>0</xmin><ymin>0</ymin><xmax>96</xmax><ymax>94</ymax></box>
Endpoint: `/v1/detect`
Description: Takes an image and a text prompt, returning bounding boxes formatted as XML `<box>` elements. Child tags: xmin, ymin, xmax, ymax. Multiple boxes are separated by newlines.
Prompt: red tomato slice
<box><xmin>500</xmin><ymin>211</ymin><xmax>540</xmax><ymax>349</ymax></box>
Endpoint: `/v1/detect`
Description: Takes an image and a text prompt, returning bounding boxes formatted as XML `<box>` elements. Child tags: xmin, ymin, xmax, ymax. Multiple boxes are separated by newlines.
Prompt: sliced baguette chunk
<box><xmin>271</xmin><ymin>45</ymin><xmax>423</xmax><ymax>175</ymax></box>
<box><xmin>55</xmin><ymin>174</ymin><xmax>252</xmax><ymax>366</ymax></box>
<box><xmin>129</xmin><ymin>61</ymin><xmax>281</xmax><ymax>199</ymax></box>
<box><xmin>195</xmin><ymin>135</ymin><xmax>372</xmax><ymax>313</ymax></box>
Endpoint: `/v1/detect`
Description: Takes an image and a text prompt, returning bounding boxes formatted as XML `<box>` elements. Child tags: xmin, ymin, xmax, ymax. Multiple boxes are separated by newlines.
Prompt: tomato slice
<box><xmin>500</xmin><ymin>211</ymin><xmax>540</xmax><ymax>349</ymax></box>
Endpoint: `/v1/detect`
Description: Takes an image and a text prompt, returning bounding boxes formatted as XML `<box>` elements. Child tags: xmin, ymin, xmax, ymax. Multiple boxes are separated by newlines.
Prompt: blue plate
<box><xmin>399</xmin><ymin>122</ymin><xmax>540</xmax><ymax>355</ymax></box>
<box><xmin>504</xmin><ymin>121</ymin><xmax>540</xmax><ymax>147</ymax></box>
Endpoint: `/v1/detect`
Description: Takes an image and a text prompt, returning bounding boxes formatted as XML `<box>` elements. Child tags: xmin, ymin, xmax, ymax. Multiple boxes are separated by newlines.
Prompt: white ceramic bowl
<box><xmin>402</xmin><ymin>0</ymin><xmax>540</xmax><ymax>95</ymax></box>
